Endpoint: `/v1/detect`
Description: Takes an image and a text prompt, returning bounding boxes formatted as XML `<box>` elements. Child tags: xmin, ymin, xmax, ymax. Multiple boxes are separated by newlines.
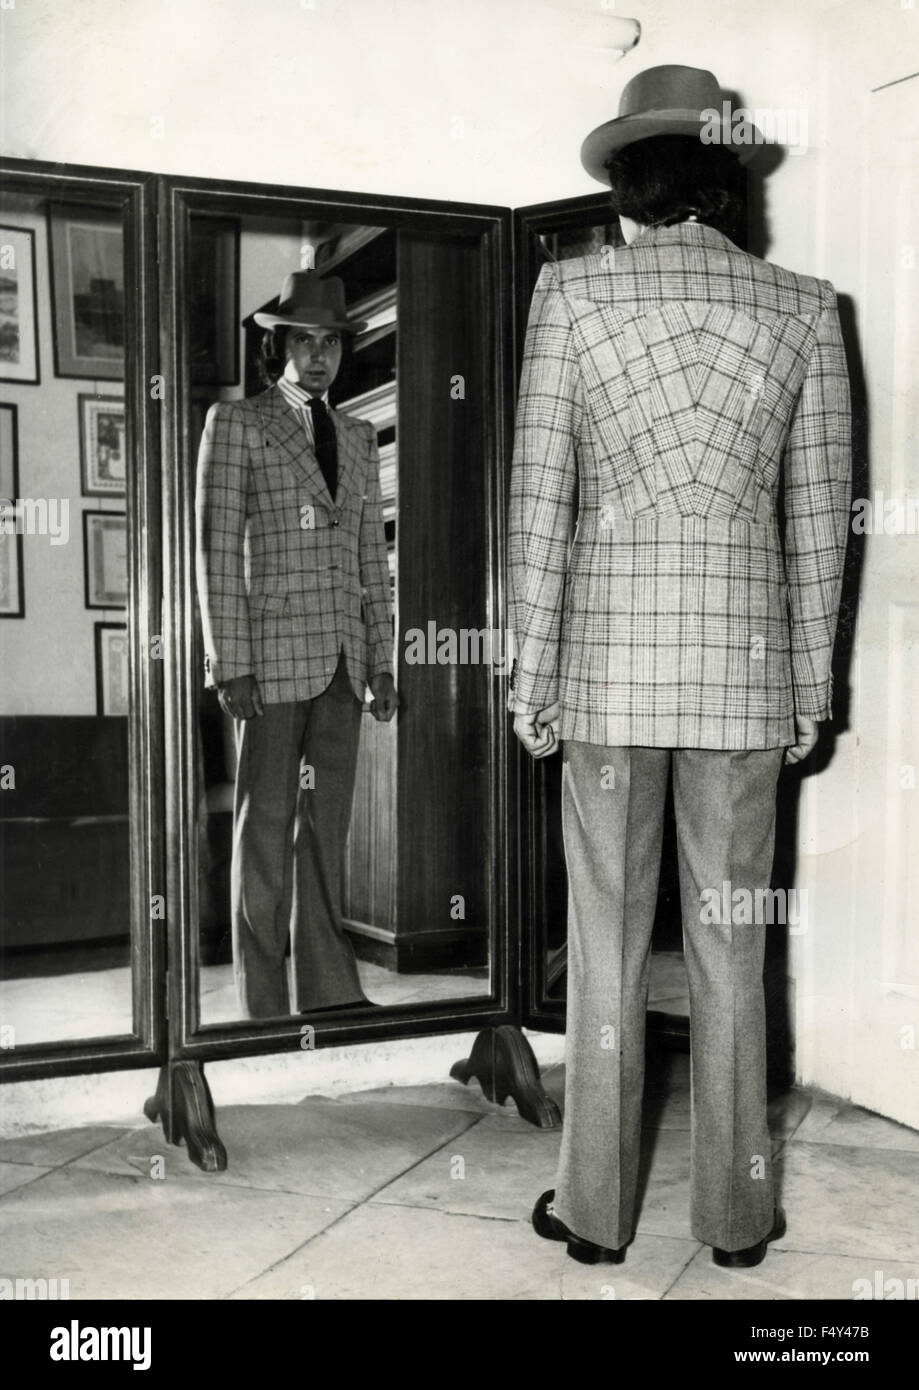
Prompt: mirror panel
<box><xmin>163</xmin><ymin>184</ymin><xmax>509</xmax><ymax>1037</ymax></box>
<box><xmin>513</xmin><ymin>194</ymin><xmax>690</xmax><ymax>1030</ymax></box>
<box><xmin>0</xmin><ymin>165</ymin><xmax>161</xmax><ymax>1063</ymax></box>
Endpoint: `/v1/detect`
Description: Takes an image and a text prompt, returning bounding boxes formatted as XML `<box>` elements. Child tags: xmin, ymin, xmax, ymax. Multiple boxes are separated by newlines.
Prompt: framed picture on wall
<box><xmin>0</xmin><ymin>402</ymin><xmax>24</xmax><ymax>617</ymax></box>
<box><xmin>79</xmin><ymin>394</ymin><xmax>126</xmax><ymax>497</ymax></box>
<box><xmin>47</xmin><ymin>204</ymin><xmax>124</xmax><ymax>379</ymax></box>
<box><xmin>83</xmin><ymin>510</ymin><xmax>127</xmax><ymax>609</ymax></box>
<box><xmin>94</xmin><ymin>621</ymin><xmax>129</xmax><ymax>715</ymax></box>
<box><xmin>189</xmin><ymin>215</ymin><xmax>239</xmax><ymax>387</ymax></box>
<box><xmin>0</xmin><ymin>225</ymin><xmax>40</xmax><ymax>385</ymax></box>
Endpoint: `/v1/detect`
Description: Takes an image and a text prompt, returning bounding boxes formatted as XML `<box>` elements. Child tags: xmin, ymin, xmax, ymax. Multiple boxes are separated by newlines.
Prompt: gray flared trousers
<box><xmin>554</xmin><ymin>741</ymin><xmax>784</xmax><ymax>1253</ymax></box>
<box><xmin>230</xmin><ymin>652</ymin><xmax>366</xmax><ymax>1019</ymax></box>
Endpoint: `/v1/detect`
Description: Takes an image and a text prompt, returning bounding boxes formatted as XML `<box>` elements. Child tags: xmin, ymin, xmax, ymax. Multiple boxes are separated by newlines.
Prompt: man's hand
<box><xmin>785</xmin><ymin>714</ymin><xmax>819</xmax><ymax>765</ymax></box>
<box><xmin>217</xmin><ymin>673</ymin><xmax>264</xmax><ymax>721</ymax></box>
<box><xmin>370</xmin><ymin>673</ymin><xmax>398</xmax><ymax>722</ymax></box>
<box><xmin>513</xmin><ymin>702</ymin><xmax>561</xmax><ymax>759</ymax></box>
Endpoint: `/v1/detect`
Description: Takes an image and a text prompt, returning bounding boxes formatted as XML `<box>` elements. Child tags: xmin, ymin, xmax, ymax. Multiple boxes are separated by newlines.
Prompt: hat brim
<box><xmin>252</xmin><ymin>311</ymin><xmax>369</xmax><ymax>333</ymax></box>
<box><xmin>581</xmin><ymin>110</ymin><xmax>763</xmax><ymax>184</ymax></box>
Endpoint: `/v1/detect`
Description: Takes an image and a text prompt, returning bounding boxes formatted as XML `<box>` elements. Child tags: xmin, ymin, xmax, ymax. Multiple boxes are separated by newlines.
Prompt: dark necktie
<box><xmin>308</xmin><ymin>396</ymin><xmax>338</xmax><ymax>499</ymax></box>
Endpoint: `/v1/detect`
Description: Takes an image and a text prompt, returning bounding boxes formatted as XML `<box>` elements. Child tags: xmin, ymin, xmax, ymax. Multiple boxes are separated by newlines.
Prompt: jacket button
<box><xmin>332</xmin><ymin>518</ymin><xmax>340</xmax><ymax>527</ymax></box>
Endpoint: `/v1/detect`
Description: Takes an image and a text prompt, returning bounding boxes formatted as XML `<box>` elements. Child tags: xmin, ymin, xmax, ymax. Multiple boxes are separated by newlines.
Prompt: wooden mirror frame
<box><xmin>0</xmin><ymin>158</ymin><xmax>165</xmax><ymax>1081</ymax></box>
<box><xmin>158</xmin><ymin>172</ymin><xmax>520</xmax><ymax>1075</ymax></box>
<box><xmin>513</xmin><ymin>193</ymin><xmax>689</xmax><ymax>1050</ymax></box>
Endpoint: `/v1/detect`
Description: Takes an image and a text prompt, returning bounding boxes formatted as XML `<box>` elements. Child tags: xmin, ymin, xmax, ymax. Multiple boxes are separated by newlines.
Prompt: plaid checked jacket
<box><xmin>195</xmin><ymin>385</ymin><xmax>393</xmax><ymax>705</ymax></box>
<box><xmin>508</xmin><ymin>221</ymin><xmax>852</xmax><ymax>749</ymax></box>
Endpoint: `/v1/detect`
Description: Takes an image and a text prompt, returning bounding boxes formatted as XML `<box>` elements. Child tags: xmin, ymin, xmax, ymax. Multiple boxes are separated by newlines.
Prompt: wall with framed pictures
<box><xmin>0</xmin><ymin>197</ymin><xmax>126</xmax><ymax>717</ymax></box>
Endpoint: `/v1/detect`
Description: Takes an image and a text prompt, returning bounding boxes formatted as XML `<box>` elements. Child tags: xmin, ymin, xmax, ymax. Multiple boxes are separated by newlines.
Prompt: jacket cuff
<box><xmin>508</xmin><ymin>679</ymin><xmax>560</xmax><ymax>718</ymax></box>
<box><xmin>793</xmin><ymin>673</ymin><xmax>834</xmax><ymax>722</ymax></box>
<box><xmin>204</xmin><ymin>652</ymin><xmax>254</xmax><ymax>688</ymax></box>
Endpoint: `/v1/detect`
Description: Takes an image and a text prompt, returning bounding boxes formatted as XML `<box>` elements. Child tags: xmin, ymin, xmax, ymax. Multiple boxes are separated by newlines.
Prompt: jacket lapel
<box><xmin>329</xmin><ymin>408</ymin><xmax>363</xmax><ymax>503</ymax></box>
<box><xmin>258</xmin><ymin>387</ymin><xmax>366</xmax><ymax>506</ymax></box>
<box><xmin>257</xmin><ymin>386</ymin><xmax>332</xmax><ymax>503</ymax></box>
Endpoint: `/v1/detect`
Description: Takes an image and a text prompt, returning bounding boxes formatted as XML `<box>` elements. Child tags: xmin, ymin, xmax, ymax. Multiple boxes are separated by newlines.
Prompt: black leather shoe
<box><xmin>532</xmin><ymin>1190</ymin><xmax>627</xmax><ymax>1265</ymax></box>
<box><xmin>712</xmin><ymin>1208</ymin><xmax>787</xmax><ymax>1268</ymax></box>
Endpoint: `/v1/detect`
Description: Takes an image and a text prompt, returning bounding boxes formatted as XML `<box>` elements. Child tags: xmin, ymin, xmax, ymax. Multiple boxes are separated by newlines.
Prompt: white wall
<box><xmin>0</xmin><ymin>200</ymin><xmax>124</xmax><ymax>716</ymax></box>
<box><xmin>783</xmin><ymin>1</ymin><xmax>919</xmax><ymax>1118</ymax></box>
<box><xmin>0</xmin><ymin>0</ymin><xmax>858</xmax><ymax>209</ymax></box>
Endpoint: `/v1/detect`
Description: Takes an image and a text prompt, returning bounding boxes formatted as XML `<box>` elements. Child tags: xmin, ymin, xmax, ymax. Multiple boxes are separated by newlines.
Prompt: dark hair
<box><xmin>603</xmin><ymin>134</ymin><xmax>746</xmax><ymax>243</ymax></box>
<box><xmin>259</xmin><ymin>326</ymin><xmax>288</xmax><ymax>386</ymax></box>
<box><xmin>258</xmin><ymin>325</ymin><xmax>351</xmax><ymax>387</ymax></box>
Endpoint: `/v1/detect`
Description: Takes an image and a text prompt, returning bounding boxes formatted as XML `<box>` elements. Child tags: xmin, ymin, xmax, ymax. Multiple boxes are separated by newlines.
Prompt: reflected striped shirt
<box><xmin>277</xmin><ymin>370</ymin><xmax>330</xmax><ymax>447</ymax></box>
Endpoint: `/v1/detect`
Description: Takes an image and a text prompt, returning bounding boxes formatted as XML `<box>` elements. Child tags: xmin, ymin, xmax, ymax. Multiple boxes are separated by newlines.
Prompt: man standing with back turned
<box><xmin>508</xmin><ymin>67</ymin><xmax>851</xmax><ymax>1267</ymax></box>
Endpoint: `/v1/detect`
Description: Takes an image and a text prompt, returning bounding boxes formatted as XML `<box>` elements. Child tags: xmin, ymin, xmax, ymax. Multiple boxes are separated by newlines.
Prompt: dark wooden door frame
<box><xmin>511</xmin><ymin>192</ymin><xmax>691</xmax><ymax>1050</ymax></box>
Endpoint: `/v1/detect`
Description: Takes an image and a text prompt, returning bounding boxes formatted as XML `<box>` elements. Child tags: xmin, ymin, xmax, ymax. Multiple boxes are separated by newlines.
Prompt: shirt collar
<box><xmin>630</xmin><ymin>220</ymin><xmax>739</xmax><ymax>253</ymax></box>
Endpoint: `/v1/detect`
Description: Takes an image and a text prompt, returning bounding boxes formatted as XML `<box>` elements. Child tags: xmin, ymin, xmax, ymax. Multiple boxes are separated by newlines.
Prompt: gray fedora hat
<box><xmin>253</xmin><ymin>270</ymin><xmax>368</xmax><ymax>333</ymax></box>
<box><xmin>581</xmin><ymin>64</ymin><xmax>764</xmax><ymax>183</ymax></box>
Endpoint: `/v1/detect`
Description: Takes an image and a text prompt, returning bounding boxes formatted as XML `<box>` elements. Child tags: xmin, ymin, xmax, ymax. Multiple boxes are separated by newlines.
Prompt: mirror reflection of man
<box><xmin>196</xmin><ymin>271</ymin><xmax>397</xmax><ymax>1019</ymax></box>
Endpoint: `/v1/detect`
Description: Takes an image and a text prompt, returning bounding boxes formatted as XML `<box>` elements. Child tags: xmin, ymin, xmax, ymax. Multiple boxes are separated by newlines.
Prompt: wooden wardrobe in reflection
<box><xmin>342</xmin><ymin>230</ymin><xmax>491</xmax><ymax>973</ymax></box>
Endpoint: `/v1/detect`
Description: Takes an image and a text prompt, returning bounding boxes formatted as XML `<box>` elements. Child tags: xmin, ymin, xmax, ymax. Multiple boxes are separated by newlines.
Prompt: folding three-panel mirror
<box><xmin>0</xmin><ymin>157</ymin><xmax>688</xmax><ymax>1088</ymax></box>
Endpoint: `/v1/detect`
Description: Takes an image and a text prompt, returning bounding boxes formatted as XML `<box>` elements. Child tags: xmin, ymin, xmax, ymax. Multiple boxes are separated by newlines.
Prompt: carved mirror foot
<box><xmin>143</xmin><ymin>1061</ymin><xmax>228</xmax><ymax>1172</ymax></box>
<box><xmin>451</xmin><ymin>1025</ymin><xmax>561</xmax><ymax>1129</ymax></box>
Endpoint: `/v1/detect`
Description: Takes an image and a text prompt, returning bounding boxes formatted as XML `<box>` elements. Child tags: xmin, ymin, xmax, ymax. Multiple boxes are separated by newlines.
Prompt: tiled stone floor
<box><xmin>1</xmin><ymin>1053</ymin><xmax>917</xmax><ymax>1300</ymax></box>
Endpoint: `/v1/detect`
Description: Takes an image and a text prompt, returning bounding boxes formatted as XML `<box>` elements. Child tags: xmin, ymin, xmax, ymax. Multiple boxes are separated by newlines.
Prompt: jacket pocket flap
<box><xmin>248</xmin><ymin>593</ymin><xmax>288</xmax><ymax>614</ymax></box>
<box><xmin>286</xmin><ymin>591</ymin><xmax>331</xmax><ymax>617</ymax></box>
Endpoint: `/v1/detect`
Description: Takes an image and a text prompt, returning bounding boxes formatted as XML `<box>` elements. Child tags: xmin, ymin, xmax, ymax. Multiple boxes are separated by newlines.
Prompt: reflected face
<box><xmin>285</xmin><ymin>327</ymin><xmax>343</xmax><ymax>396</ymax></box>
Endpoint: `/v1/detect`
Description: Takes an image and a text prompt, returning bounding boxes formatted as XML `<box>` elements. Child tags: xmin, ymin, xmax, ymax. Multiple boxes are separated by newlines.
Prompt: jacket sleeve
<box><xmin>507</xmin><ymin>261</ymin><xmax>582</xmax><ymax>716</ymax></box>
<box><xmin>783</xmin><ymin>280</ymin><xmax>852</xmax><ymax>721</ymax></box>
<box><xmin>359</xmin><ymin>422</ymin><xmax>395</xmax><ymax>680</ymax></box>
<box><xmin>195</xmin><ymin>401</ymin><xmax>253</xmax><ymax>686</ymax></box>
